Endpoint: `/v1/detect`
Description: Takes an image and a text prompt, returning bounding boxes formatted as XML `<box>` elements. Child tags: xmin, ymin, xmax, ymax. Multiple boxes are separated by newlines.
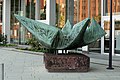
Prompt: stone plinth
<box><xmin>44</xmin><ymin>52</ymin><xmax>90</xmax><ymax>72</ymax></box>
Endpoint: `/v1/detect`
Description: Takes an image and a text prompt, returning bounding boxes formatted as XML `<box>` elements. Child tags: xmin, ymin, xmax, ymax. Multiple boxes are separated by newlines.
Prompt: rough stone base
<box><xmin>44</xmin><ymin>52</ymin><xmax>90</xmax><ymax>72</ymax></box>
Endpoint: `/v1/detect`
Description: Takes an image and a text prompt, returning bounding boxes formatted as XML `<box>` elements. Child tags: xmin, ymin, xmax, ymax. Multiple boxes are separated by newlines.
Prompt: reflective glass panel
<box><xmin>115</xmin><ymin>20</ymin><xmax>120</xmax><ymax>54</ymax></box>
<box><xmin>10</xmin><ymin>0</ymin><xmax>35</xmax><ymax>44</ymax></box>
<box><xmin>104</xmin><ymin>21</ymin><xmax>110</xmax><ymax>53</ymax></box>
<box><xmin>104</xmin><ymin>0</ymin><xmax>120</xmax><ymax>16</ymax></box>
<box><xmin>56</xmin><ymin>0</ymin><xmax>66</xmax><ymax>28</ymax></box>
<box><xmin>40</xmin><ymin>0</ymin><xmax>46</xmax><ymax>20</ymax></box>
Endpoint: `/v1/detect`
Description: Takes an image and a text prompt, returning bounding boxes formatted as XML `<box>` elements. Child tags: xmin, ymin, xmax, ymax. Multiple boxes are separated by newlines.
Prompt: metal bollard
<box><xmin>2</xmin><ymin>63</ymin><xmax>4</xmax><ymax>80</ymax></box>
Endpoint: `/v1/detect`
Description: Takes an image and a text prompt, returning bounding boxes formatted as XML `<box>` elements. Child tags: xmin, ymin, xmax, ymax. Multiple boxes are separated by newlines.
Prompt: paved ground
<box><xmin>0</xmin><ymin>47</ymin><xmax>120</xmax><ymax>80</ymax></box>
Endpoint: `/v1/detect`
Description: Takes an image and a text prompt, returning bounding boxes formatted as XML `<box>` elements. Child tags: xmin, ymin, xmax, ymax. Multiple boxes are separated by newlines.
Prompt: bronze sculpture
<box><xmin>14</xmin><ymin>14</ymin><xmax>106</xmax><ymax>50</ymax></box>
<box><xmin>14</xmin><ymin>14</ymin><xmax>106</xmax><ymax>72</ymax></box>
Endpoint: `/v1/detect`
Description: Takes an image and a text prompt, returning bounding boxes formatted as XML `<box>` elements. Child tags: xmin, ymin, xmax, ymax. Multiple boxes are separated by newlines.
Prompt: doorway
<box><xmin>114</xmin><ymin>16</ymin><xmax>120</xmax><ymax>54</ymax></box>
<box><xmin>101</xmin><ymin>15</ymin><xmax>120</xmax><ymax>55</ymax></box>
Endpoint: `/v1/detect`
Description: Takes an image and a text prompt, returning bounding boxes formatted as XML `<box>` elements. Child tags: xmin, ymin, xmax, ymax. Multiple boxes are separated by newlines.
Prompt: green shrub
<box><xmin>0</xmin><ymin>33</ymin><xmax>7</xmax><ymax>44</ymax></box>
<box><xmin>0</xmin><ymin>33</ymin><xmax>3</xmax><ymax>42</ymax></box>
<box><xmin>26</xmin><ymin>37</ymin><xmax>51</xmax><ymax>53</ymax></box>
<box><xmin>27</xmin><ymin>37</ymin><xmax>43</xmax><ymax>50</ymax></box>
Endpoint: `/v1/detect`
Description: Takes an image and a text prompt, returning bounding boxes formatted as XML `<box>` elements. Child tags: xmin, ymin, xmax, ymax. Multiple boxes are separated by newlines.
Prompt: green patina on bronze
<box><xmin>83</xmin><ymin>18</ymin><xmax>106</xmax><ymax>45</ymax></box>
<box><xmin>14</xmin><ymin>14</ymin><xmax>106</xmax><ymax>49</ymax></box>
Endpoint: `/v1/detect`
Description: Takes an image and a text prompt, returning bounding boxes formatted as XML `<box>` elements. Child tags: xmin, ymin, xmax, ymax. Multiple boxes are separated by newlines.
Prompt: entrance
<box><xmin>114</xmin><ymin>16</ymin><xmax>120</xmax><ymax>54</ymax></box>
<box><xmin>10</xmin><ymin>0</ymin><xmax>36</xmax><ymax>44</ymax></box>
<box><xmin>101</xmin><ymin>15</ymin><xmax>120</xmax><ymax>55</ymax></box>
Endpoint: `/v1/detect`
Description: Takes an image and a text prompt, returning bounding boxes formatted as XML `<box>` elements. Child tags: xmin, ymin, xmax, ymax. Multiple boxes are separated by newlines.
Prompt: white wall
<box><xmin>2</xmin><ymin>0</ymin><xmax>11</xmax><ymax>43</ymax></box>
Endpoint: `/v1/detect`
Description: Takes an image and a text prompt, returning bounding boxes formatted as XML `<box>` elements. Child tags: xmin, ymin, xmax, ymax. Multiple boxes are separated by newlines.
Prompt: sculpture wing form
<box><xmin>61</xmin><ymin>20</ymin><xmax>72</xmax><ymax>35</ymax></box>
<box><xmin>14</xmin><ymin>14</ymin><xmax>59</xmax><ymax>48</ymax></box>
<box><xmin>57</xmin><ymin>18</ymin><xmax>90</xmax><ymax>49</ymax></box>
<box><xmin>83</xmin><ymin>18</ymin><xmax>106</xmax><ymax>46</ymax></box>
<box><xmin>14</xmin><ymin>14</ymin><xmax>105</xmax><ymax>50</ymax></box>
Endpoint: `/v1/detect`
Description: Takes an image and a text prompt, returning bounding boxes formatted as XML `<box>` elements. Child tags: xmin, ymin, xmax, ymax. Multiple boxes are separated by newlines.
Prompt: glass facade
<box><xmin>103</xmin><ymin>20</ymin><xmax>120</xmax><ymax>54</ymax></box>
<box><xmin>56</xmin><ymin>0</ymin><xmax>66</xmax><ymax>28</ymax></box>
<box><xmin>10</xmin><ymin>0</ymin><xmax>46</xmax><ymax>44</ymax></box>
<box><xmin>104</xmin><ymin>0</ymin><xmax>120</xmax><ymax>16</ymax></box>
<box><xmin>39</xmin><ymin>0</ymin><xmax>46</xmax><ymax>20</ymax></box>
<box><xmin>74</xmin><ymin>0</ymin><xmax>101</xmax><ymax>53</ymax></box>
<box><xmin>103</xmin><ymin>0</ymin><xmax>120</xmax><ymax>54</ymax></box>
<box><xmin>115</xmin><ymin>20</ymin><xmax>120</xmax><ymax>54</ymax></box>
<box><xmin>54</xmin><ymin>0</ymin><xmax>102</xmax><ymax>53</ymax></box>
<box><xmin>0</xmin><ymin>0</ymin><xmax>120</xmax><ymax>54</ymax></box>
<box><xmin>88</xmin><ymin>0</ymin><xmax>101</xmax><ymax>53</ymax></box>
<box><xmin>55</xmin><ymin>0</ymin><xmax>101</xmax><ymax>53</ymax></box>
<box><xmin>104</xmin><ymin>21</ymin><xmax>110</xmax><ymax>53</ymax></box>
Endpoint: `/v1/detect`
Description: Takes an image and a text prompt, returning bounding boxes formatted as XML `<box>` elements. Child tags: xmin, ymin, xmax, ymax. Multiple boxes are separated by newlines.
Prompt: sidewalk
<box><xmin>70</xmin><ymin>50</ymin><xmax>120</xmax><ymax>67</ymax></box>
<box><xmin>0</xmin><ymin>47</ymin><xmax>120</xmax><ymax>80</ymax></box>
<box><xmin>87</xmin><ymin>52</ymin><xmax>120</xmax><ymax>67</ymax></box>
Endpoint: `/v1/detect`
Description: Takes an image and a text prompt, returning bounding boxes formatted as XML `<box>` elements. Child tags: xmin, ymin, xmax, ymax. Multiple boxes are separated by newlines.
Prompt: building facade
<box><xmin>101</xmin><ymin>0</ymin><xmax>120</xmax><ymax>55</ymax></box>
<box><xmin>78</xmin><ymin>0</ymin><xmax>100</xmax><ymax>21</ymax></box>
<box><xmin>1</xmin><ymin>0</ymin><xmax>56</xmax><ymax>44</ymax></box>
<box><xmin>0</xmin><ymin>0</ymin><xmax>2</xmax><ymax>33</ymax></box>
<box><xmin>0</xmin><ymin>0</ymin><xmax>120</xmax><ymax>55</ymax></box>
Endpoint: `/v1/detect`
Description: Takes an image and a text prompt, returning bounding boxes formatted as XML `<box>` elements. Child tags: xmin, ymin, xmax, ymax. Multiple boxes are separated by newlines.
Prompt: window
<box><xmin>104</xmin><ymin>0</ymin><xmax>120</xmax><ymax>16</ymax></box>
<box><xmin>56</xmin><ymin>0</ymin><xmax>66</xmax><ymax>28</ymax></box>
<box><xmin>10</xmin><ymin>0</ymin><xmax>36</xmax><ymax>44</ymax></box>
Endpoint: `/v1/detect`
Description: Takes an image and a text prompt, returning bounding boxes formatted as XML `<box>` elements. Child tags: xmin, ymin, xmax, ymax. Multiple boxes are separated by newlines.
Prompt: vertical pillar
<box><xmin>20</xmin><ymin>0</ymin><xmax>26</xmax><ymax>44</ymax></box>
<box><xmin>2</xmin><ymin>0</ymin><xmax>11</xmax><ymax>43</ymax></box>
<box><xmin>101</xmin><ymin>0</ymin><xmax>104</xmax><ymax>54</ymax></box>
<box><xmin>107</xmin><ymin>0</ymin><xmax>114</xmax><ymax>69</ymax></box>
<box><xmin>66</xmin><ymin>0</ymin><xmax>74</xmax><ymax>26</ymax></box>
<box><xmin>112</xmin><ymin>18</ymin><xmax>115</xmax><ymax>55</ymax></box>
<box><xmin>101</xmin><ymin>20</ymin><xmax>104</xmax><ymax>54</ymax></box>
<box><xmin>21</xmin><ymin>0</ymin><xmax>26</xmax><ymax>16</ymax></box>
<box><xmin>29</xmin><ymin>0</ymin><xmax>31</xmax><ymax>18</ymax></box>
<box><xmin>76</xmin><ymin>0</ymin><xmax>80</xmax><ymax>22</ymax></box>
<box><xmin>46</xmin><ymin>0</ymin><xmax>56</xmax><ymax>26</ymax></box>
<box><xmin>82</xmin><ymin>0</ymin><xmax>90</xmax><ymax>53</ymax></box>
<box><xmin>88</xmin><ymin>0</ymin><xmax>90</xmax><ymax>18</ymax></box>
<box><xmin>35</xmin><ymin>0</ymin><xmax>40</xmax><ymax>20</ymax></box>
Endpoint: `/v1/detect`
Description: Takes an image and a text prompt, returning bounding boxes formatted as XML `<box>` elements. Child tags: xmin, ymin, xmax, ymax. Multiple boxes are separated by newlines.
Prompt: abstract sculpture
<box><xmin>14</xmin><ymin>14</ymin><xmax>106</xmax><ymax>72</ymax></box>
<box><xmin>14</xmin><ymin>14</ymin><xmax>106</xmax><ymax>50</ymax></box>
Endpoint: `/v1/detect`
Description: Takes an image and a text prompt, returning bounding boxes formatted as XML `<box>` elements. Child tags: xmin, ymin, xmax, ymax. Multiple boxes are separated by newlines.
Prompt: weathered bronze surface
<box><xmin>14</xmin><ymin>14</ymin><xmax>106</xmax><ymax>50</ymax></box>
<box><xmin>14</xmin><ymin>14</ymin><xmax>106</xmax><ymax>72</ymax></box>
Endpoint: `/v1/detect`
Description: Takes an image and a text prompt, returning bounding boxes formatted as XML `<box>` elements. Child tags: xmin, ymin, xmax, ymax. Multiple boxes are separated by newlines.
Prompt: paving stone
<box><xmin>0</xmin><ymin>48</ymin><xmax>120</xmax><ymax>80</ymax></box>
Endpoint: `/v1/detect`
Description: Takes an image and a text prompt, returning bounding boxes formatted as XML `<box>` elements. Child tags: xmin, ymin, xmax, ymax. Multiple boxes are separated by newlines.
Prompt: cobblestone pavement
<box><xmin>0</xmin><ymin>47</ymin><xmax>120</xmax><ymax>80</ymax></box>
